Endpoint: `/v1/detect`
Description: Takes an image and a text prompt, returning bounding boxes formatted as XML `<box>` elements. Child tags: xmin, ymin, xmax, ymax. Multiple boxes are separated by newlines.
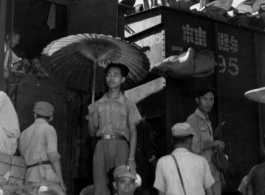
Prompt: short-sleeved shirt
<box><xmin>187</xmin><ymin>109</ymin><xmax>221</xmax><ymax>182</ymax></box>
<box><xmin>154</xmin><ymin>148</ymin><xmax>214</xmax><ymax>195</ymax></box>
<box><xmin>187</xmin><ymin>109</ymin><xmax>214</xmax><ymax>162</ymax></box>
<box><xmin>20</xmin><ymin>118</ymin><xmax>61</xmax><ymax>183</ymax></box>
<box><xmin>247</xmin><ymin>162</ymin><xmax>265</xmax><ymax>195</ymax></box>
<box><xmin>87</xmin><ymin>93</ymin><xmax>142</xmax><ymax>141</ymax></box>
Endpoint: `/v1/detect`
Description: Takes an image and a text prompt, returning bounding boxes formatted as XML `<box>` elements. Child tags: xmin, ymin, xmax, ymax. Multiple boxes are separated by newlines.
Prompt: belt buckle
<box><xmin>105</xmin><ymin>135</ymin><xmax>111</xmax><ymax>139</ymax></box>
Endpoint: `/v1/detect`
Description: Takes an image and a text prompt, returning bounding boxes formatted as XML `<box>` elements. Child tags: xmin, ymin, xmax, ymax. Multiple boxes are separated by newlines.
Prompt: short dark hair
<box><xmin>196</xmin><ymin>87</ymin><xmax>216</xmax><ymax>98</ymax></box>
<box><xmin>105</xmin><ymin>63</ymin><xmax>129</xmax><ymax>77</ymax></box>
<box><xmin>29</xmin><ymin>54</ymin><xmax>41</xmax><ymax>61</ymax></box>
<box><xmin>172</xmin><ymin>135</ymin><xmax>193</xmax><ymax>145</ymax></box>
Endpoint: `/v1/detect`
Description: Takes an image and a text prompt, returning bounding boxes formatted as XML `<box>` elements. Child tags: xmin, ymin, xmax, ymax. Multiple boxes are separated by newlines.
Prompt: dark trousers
<box><xmin>93</xmin><ymin>139</ymin><xmax>129</xmax><ymax>195</ymax></box>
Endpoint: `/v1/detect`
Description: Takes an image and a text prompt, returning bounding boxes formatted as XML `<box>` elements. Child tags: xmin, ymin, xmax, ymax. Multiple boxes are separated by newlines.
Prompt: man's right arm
<box><xmin>88</xmin><ymin>117</ymin><xmax>96</xmax><ymax>136</ymax></box>
<box><xmin>203</xmin><ymin>140</ymin><xmax>225</xmax><ymax>152</ymax></box>
<box><xmin>87</xmin><ymin>104</ymin><xmax>98</xmax><ymax>136</ymax></box>
<box><xmin>187</xmin><ymin>117</ymin><xmax>203</xmax><ymax>154</ymax></box>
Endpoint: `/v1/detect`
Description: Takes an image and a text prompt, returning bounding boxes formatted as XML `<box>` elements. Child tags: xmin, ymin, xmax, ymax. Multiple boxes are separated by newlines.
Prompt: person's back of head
<box><xmin>196</xmin><ymin>86</ymin><xmax>216</xmax><ymax>98</ymax></box>
<box><xmin>33</xmin><ymin>101</ymin><xmax>54</xmax><ymax>122</ymax></box>
<box><xmin>171</xmin><ymin>122</ymin><xmax>195</xmax><ymax>149</ymax></box>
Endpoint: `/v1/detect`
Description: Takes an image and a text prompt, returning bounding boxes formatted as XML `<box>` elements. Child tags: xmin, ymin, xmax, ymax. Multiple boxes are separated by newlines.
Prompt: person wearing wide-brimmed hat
<box><xmin>87</xmin><ymin>63</ymin><xmax>142</xmax><ymax>195</ymax></box>
<box><xmin>20</xmin><ymin>102</ymin><xmax>66</xmax><ymax>195</ymax></box>
<box><xmin>153</xmin><ymin>122</ymin><xmax>215</xmax><ymax>195</ymax></box>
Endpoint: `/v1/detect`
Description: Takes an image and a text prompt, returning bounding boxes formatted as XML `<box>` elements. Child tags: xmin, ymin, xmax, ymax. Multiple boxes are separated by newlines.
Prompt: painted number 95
<box><xmin>218</xmin><ymin>55</ymin><xmax>239</xmax><ymax>76</ymax></box>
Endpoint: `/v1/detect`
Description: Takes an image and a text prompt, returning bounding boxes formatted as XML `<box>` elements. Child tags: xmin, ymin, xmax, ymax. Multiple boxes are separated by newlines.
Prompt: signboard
<box><xmin>132</xmin><ymin>30</ymin><xmax>165</xmax><ymax>66</ymax></box>
<box><xmin>125</xmin><ymin>77</ymin><xmax>166</xmax><ymax>103</ymax></box>
<box><xmin>163</xmin><ymin>11</ymin><xmax>215</xmax><ymax>57</ymax></box>
<box><xmin>216</xmin><ymin>24</ymin><xmax>260</xmax><ymax>178</ymax></box>
<box><xmin>125</xmin><ymin>15</ymin><xmax>162</xmax><ymax>38</ymax></box>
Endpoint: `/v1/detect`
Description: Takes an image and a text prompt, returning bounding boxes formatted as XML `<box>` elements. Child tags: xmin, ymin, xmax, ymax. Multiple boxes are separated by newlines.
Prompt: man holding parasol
<box><xmin>86</xmin><ymin>63</ymin><xmax>142</xmax><ymax>195</ymax></box>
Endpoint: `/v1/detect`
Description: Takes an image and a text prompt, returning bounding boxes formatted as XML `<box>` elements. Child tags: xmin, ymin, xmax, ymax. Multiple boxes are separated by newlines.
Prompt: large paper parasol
<box><xmin>41</xmin><ymin>34</ymin><xmax>149</xmax><ymax>102</ymax></box>
<box><xmin>244</xmin><ymin>87</ymin><xmax>265</xmax><ymax>103</ymax></box>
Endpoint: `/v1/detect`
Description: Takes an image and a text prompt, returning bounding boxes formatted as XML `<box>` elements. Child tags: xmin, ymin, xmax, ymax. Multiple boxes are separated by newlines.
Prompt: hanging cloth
<box><xmin>47</xmin><ymin>3</ymin><xmax>56</xmax><ymax>30</ymax></box>
<box><xmin>0</xmin><ymin>91</ymin><xmax>20</xmax><ymax>155</ymax></box>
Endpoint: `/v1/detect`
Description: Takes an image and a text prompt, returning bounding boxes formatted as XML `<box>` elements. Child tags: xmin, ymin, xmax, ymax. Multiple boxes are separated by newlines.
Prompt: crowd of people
<box><xmin>1</xmin><ymin>28</ymin><xmax>264</xmax><ymax>195</ymax></box>
<box><xmin>0</xmin><ymin>91</ymin><xmax>66</xmax><ymax>195</ymax></box>
<box><xmin>85</xmin><ymin>62</ymin><xmax>265</xmax><ymax>195</ymax></box>
<box><xmin>4</xmin><ymin>29</ymin><xmax>49</xmax><ymax>78</ymax></box>
<box><xmin>0</xmin><ymin>51</ymin><xmax>264</xmax><ymax>195</ymax></box>
<box><xmin>120</xmin><ymin>0</ymin><xmax>265</xmax><ymax>31</ymax></box>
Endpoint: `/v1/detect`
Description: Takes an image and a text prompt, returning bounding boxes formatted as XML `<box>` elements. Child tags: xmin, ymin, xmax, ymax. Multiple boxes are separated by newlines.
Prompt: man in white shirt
<box><xmin>154</xmin><ymin>122</ymin><xmax>215</xmax><ymax>195</ymax></box>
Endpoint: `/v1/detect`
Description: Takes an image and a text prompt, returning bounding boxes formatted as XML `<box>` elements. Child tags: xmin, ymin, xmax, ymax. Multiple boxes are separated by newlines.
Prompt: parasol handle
<box><xmin>91</xmin><ymin>61</ymin><xmax>97</xmax><ymax>103</ymax></box>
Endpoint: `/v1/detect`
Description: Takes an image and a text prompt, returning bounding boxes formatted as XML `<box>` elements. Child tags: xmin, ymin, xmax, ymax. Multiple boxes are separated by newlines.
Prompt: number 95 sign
<box><xmin>218</xmin><ymin>55</ymin><xmax>239</xmax><ymax>76</ymax></box>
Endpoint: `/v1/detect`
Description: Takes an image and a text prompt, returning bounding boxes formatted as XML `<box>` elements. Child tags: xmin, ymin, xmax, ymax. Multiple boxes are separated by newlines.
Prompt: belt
<box><xmin>26</xmin><ymin>160</ymin><xmax>51</xmax><ymax>169</ymax></box>
<box><xmin>101</xmin><ymin>135</ymin><xmax>126</xmax><ymax>140</ymax></box>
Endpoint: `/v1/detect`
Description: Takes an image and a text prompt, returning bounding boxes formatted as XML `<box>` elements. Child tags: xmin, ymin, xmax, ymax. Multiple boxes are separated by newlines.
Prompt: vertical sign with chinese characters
<box><xmin>217</xmin><ymin>32</ymin><xmax>239</xmax><ymax>76</ymax></box>
<box><xmin>216</xmin><ymin>23</ymin><xmax>259</xmax><ymax>178</ymax></box>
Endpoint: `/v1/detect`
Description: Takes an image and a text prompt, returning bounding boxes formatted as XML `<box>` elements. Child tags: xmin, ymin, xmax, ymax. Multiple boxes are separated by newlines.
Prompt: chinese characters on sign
<box><xmin>172</xmin><ymin>24</ymin><xmax>207</xmax><ymax>54</ymax></box>
<box><xmin>181</xmin><ymin>23</ymin><xmax>239</xmax><ymax>76</ymax></box>
<box><xmin>218</xmin><ymin>33</ymin><xmax>238</xmax><ymax>53</ymax></box>
<box><xmin>218</xmin><ymin>33</ymin><xmax>239</xmax><ymax>76</ymax></box>
<box><xmin>182</xmin><ymin>24</ymin><xmax>207</xmax><ymax>47</ymax></box>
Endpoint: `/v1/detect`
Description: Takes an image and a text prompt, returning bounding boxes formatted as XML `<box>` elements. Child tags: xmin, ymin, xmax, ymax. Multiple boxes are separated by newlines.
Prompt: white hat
<box><xmin>171</xmin><ymin>122</ymin><xmax>195</xmax><ymax>137</ymax></box>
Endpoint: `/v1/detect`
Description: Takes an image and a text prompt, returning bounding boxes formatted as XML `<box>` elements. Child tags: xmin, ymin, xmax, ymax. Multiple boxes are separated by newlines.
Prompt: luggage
<box><xmin>211</xmin><ymin>148</ymin><xmax>229</xmax><ymax>174</ymax></box>
<box><xmin>0</xmin><ymin>152</ymin><xmax>26</xmax><ymax>185</ymax></box>
<box><xmin>9</xmin><ymin>156</ymin><xmax>27</xmax><ymax>185</ymax></box>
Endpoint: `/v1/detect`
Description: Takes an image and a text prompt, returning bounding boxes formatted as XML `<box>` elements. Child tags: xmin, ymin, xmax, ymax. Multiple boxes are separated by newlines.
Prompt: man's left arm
<box><xmin>127</xmin><ymin>123</ymin><xmax>137</xmax><ymax>170</ymax></box>
<box><xmin>126</xmin><ymin>100</ymin><xmax>142</xmax><ymax>170</ymax></box>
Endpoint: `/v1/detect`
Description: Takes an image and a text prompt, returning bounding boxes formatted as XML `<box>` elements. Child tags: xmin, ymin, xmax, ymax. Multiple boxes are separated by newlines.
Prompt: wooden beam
<box><xmin>45</xmin><ymin>0</ymin><xmax>69</xmax><ymax>5</ymax></box>
<box><xmin>125</xmin><ymin>77</ymin><xmax>166</xmax><ymax>103</ymax></box>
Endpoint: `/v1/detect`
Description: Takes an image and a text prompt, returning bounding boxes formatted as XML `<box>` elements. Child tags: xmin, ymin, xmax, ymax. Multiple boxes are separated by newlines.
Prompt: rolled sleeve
<box><xmin>203</xmin><ymin>158</ymin><xmax>215</xmax><ymax>189</ymax></box>
<box><xmin>47</xmin><ymin>151</ymin><xmax>61</xmax><ymax>163</ymax></box>
<box><xmin>153</xmin><ymin>159</ymin><xmax>166</xmax><ymax>193</ymax></box>
<box><xmin>45</xmin><ymin>128</ymin><xmax>58</xmax><ymax>154</ymax></box>
<box><xmin>187</xmin><ymin>117</ymin><xmax>204</xmax><ymax>154</ymax></box>
<box><xmin>127</xmin><ymin>100</ymin><xmax>142</xmax><ymax>126</ymax></box>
